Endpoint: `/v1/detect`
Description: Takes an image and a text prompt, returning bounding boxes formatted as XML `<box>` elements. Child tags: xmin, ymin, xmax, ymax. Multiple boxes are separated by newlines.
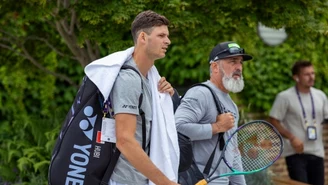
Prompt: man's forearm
<box><xmin>116</xmin><ymin>138</ymin><xmax>171</xmax><ymax>185</ymax></box>
<box><xmin>269</xmin><ymin>117</ymin><xmax>294</xmax><ymax>140</ymax></box>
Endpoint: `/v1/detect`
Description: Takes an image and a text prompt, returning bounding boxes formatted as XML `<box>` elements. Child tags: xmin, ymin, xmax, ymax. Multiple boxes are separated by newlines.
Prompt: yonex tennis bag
<box><xmin>48</xmin><ymin>65</ymin><xmax>144</xmax><ymax>185</ymax></box>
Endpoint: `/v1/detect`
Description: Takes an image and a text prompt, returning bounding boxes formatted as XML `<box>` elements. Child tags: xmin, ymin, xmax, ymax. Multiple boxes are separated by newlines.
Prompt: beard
<box><xmin>221</xmin><ymin>69</ymin><xmax>244</xmax><ymax>93</ymax></box>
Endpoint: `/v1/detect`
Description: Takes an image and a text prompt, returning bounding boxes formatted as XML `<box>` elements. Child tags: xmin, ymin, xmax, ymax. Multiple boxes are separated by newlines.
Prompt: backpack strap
<box><xmin>172</xmin><ymin>88</ymin><xmax>181</xmax><ymax>113</ymax></box>
<box><xmin>120</xmin><ymin>65</ymin><xmax>146</xmax><ymax>150</ymax></box>
<box><xmin>101</xmin><ymin>65</ymin><xmax>146</xmax><ymax>183</ymax></box>
<box><xmin>184</xmin><ymin>83</ymin><xmax>225</xmax><ymax>176</ymax></box>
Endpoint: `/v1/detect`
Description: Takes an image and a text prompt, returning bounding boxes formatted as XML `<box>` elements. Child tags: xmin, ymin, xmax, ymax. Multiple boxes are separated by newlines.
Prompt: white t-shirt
<box><xmin>269</xmin><ymin>86</ymin><xmax>328</xmax><ymax>158</ymax></box>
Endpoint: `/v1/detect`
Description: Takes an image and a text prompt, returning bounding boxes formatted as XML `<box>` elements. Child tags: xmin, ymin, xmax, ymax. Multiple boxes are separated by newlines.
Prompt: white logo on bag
<box><xmin>65</xmin><ymin>144</ymin><xmax>91</xmax><ymax>184</ymax></box>
<box><xmin>79</xmin><ymin>106</ymin><xmax>97</xmax><ymax>141</ymax></box>
<box><xmin>65</xmin><ymin>106</ymin><xmax>97</xmax><ymax>184</ymax></box>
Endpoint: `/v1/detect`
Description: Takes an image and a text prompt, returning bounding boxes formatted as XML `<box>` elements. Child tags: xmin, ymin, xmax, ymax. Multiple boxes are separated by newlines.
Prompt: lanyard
<box><xmin>295</xmin><ymin>86</ymin><xmax>316</xmax><ymax>125</ymax></box>
<box><xmin>102</xmin><ymin>99</ymin><xmax>114</xmax><ymax>117</ymax></box>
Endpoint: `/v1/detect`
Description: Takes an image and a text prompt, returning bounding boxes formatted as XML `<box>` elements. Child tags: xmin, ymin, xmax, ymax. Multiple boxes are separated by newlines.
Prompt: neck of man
<box><xmin>132</xmin><ymin>47</ymin><xmax>154</xmax><ymax>77</ymax></box>
<box><xmin>210</xmin><ymin>77</ymin><xmax>229</xmax><ymax>94</ymax></box>
<box><xmin>296</xmin><ymin>83</ymin><xmax>311</xmax><ymax>93</ymax></box>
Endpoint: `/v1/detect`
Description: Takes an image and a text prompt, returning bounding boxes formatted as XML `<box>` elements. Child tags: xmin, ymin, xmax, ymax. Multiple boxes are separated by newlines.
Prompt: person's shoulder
<box><xmin>311</xmin><ymin>87</ymin><xmax>327</xmax><ymax>98</ymax></box>
<box><xmin>185</xmin><ymin>83</ymin><xmax>212</xmax><ymax>97</ymax></box>
<box><xmin>279</xmin><ymin>87</ymin><xmax>294</xmax><ymax>95</ymax></box>
<box><xmin>117</xmin><ymin>66</ymin><xmax>142</xmax><ymax>83</ymax></box>
<box><xmin>113</xmin><ymin>66</ymin><xmax>143</xmax><ymax>92</ymax></box>
<box><xmin>275</xmin><ymin>87</ymin><xmax>294</xmax><ymax>99</ymax></box>
<box><xmin>311</xmin><ymin>87</ymin><xmax>324</xmax><ymax>93</ymax></box>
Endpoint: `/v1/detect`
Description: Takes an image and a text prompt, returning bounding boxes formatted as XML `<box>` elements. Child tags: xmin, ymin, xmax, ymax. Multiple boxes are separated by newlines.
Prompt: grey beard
<box><xmin>222</xmin><ymin>75</ymin><xmax>244</xmax><ymax>93</ymax></box>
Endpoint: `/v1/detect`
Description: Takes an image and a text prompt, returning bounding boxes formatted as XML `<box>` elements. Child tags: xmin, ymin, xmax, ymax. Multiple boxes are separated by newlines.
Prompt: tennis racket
<box><xmin>196</xmin><ymin>120</ymin><xmax>283</xmax><ymax>185</ymax></box>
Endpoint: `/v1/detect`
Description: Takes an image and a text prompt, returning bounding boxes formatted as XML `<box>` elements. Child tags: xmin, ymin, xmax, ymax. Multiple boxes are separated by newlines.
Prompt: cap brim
<box><xmin>221</xmin><ymin>54</ymin><xmax>253</xmax><ymax>61</ymax></box>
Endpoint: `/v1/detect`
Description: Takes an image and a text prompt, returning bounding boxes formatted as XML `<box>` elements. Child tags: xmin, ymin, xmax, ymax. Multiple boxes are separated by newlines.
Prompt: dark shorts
<box><xmin>285</xmin><ymin>154</ymin><xmax>324</xmax><ymax>185</ymax></box>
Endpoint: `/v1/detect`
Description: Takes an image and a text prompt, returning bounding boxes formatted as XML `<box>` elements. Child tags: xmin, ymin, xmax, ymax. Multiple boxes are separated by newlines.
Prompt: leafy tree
<box><xmin>1</xmin><ymin>0</ymin><xmax>328</xmax><ymax>183</ymax></box>
<box><xmin>1</xmin><ymin>0</ymin><xmax>328</xmax><ymax>87</ymax></box>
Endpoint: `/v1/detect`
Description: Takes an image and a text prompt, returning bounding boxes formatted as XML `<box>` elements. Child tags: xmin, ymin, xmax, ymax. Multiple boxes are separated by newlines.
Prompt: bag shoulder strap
<box><xmin>120</xmin><ymin>65</ymin><xmax>146</xmax><ymax>150</ymax></box>
<box><xmin>184</xmin><ymin>83</ymin><xmax>225</xmax><ymax>176</ymax></box>
<box><xmin>101</xmin><ymin>65</ymin><xmax>146</xmax><ymax>183</ymax></box>
<box><xmin>185</xmin><ymin>83</ymin><xmax>224</xmax><ymax>114</ymax></box>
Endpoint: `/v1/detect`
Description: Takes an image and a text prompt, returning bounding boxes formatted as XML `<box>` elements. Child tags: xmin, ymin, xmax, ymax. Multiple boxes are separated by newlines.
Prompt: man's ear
<box><xmin>293</xmin><ymin>75</ymin><xmax>299</xmax><ymax>82</ymax></box>
<box><xmin>141</xmin><ymin>32</ymin><xmax>145</xmax><ymax>40</ymax></box>
<box><xmin>211</xmin><ymin>62</ymin><xmax>219</xmax><ymax>73</ymax></box>
<box><xmin>137</xmin><ymin>32</ymin><xmax>146</xmax><ymax>43</ymax></box>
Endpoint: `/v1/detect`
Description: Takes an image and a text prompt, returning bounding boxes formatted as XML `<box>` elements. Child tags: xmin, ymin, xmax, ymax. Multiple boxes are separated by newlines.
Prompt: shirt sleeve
<box><xmin>323</xmin><ymin>92</ymin><xmax>328</xmax><ymax>119</ymax></box>
<box><xmin>269</xmin><ymin>93</ymin><xmax>288</xmax><ymax>121</ymax></box>
<box><xmin>111</xmin><ymin>69</ymin><xmax>142</xmax><ymax>116</ymax></box>
<box><xmin>175</xmin><ymin>87</ymin><xmax>213</xmax><ymax>141</ymax></box>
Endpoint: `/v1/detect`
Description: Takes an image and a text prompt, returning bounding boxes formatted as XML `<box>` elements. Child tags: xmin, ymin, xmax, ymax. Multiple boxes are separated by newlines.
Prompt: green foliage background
<box><xmin>0</xmin><ymin>0</ymin><xmax>328</xmax><ymax>184</ymax></box>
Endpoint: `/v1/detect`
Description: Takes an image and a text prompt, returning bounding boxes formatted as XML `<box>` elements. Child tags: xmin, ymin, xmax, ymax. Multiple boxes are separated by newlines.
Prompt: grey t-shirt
<box><xmin>109</xmin><ymin>58</ymin><xmax>152</xmax><ymax>185</ymax></box>
<box><xmin>175</xmin><ymin>80</ymin><xmax>246</xmax><ymax>185</ymax></box>
<box><xmin>269</xmin><ymin>86</ymin><xmax>328</xmax><ymax>158</ymax></box>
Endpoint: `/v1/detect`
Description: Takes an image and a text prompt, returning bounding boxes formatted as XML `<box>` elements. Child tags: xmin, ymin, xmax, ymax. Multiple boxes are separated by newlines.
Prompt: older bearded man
<box><xmin>175</xmin><ymin>41</ymin><xmax>252</xmax><ymax>185</ymax></box>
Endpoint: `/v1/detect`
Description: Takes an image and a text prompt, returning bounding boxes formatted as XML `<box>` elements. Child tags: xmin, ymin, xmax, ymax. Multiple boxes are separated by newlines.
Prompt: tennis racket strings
<box><xmin>228</xmin><ymin>120</ymin><xmax>283</xmax><ymax>172</ymax></box>
<box><xmin>196</xmin><ymin>121</ymin><xmax>283</xmax><ymax>185</ymax></box>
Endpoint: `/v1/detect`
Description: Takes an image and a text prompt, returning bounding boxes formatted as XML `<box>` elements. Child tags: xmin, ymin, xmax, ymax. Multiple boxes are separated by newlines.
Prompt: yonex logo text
<box><xmin>65</xmin><ymin>144</ymin><xmax>91</xmax><ymax>185</ymax></box>
<box><xmin>121</xmin><ymin>104</ymin><xmax>137</xmax><ymax>109</ymax></box>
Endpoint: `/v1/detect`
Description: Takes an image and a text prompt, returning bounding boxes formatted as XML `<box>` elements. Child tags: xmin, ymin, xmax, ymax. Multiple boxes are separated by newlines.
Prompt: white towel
<box><xmin>84</xmin><ymin>47</ymin><xmax>180</xmax><ymax>184</ymax></box>
<box><xmin>148</xmin><ymin>66</ymin><xmax>180</xmax><ymax>184</ymax></box>
<box><xmin>84</xmin><ymin>47</ymin><xmax>134</xmax><ymax>100</ymax></box>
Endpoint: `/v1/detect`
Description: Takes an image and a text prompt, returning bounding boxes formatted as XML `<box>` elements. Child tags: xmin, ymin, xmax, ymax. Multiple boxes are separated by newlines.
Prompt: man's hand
<box><xmin>290</xmin><ymin>136</ymin><xmax>304</xmax><ymax>153</ymax></box>
<box><xmin>158</xmin><ymin>77</ymin><xmax>174</xmax><ymax>96</ymax></box>
<box><xmin>212</xmin><ymin>113</ymin><xmax>235</xmax><ymax>134</ymax></box>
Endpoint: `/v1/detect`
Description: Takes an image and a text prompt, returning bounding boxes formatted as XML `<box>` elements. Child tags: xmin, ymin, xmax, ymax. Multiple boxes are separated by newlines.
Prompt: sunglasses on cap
<box><xmin>212</xmin><ymin>47</ymin><xmax>245</xmax><ymax>61</ymax></box>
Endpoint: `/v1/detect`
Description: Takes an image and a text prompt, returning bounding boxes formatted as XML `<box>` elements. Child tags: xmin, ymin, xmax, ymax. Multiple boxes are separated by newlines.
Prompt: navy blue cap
<box><xmin>209</xmin><ymin>41</ymin><xmax>253</xmax><ymax>62</ymax></box>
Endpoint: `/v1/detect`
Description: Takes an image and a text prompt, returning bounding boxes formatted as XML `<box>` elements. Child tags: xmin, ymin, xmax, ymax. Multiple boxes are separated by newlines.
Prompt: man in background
<box><xmin>269</xmin><ymin>60</ymin><xmax>328</xmax><ymax>185</ymax></box>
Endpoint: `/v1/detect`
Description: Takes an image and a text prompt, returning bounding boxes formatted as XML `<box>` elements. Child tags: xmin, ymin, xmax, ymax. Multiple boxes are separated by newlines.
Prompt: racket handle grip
<box><xmin>195</xmin><ymin>179</ymin><xmax>207</xmax><ymax>185</ymax></box>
